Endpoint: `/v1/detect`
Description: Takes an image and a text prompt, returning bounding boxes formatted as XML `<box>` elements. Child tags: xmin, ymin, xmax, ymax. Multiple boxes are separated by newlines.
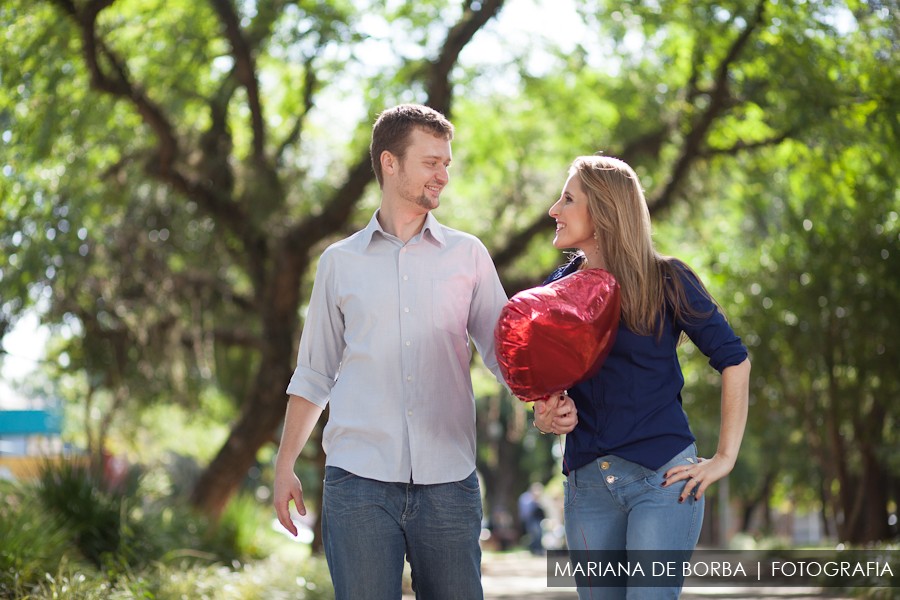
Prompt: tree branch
<box><xmin>50</xmin><ymin>0</ymin><xmax>273</xmax><ymax>283</ymax></box>
<box><xmin>180</xmin><ymin>327</ymin><xmax>263</xmax><ymax>350</ymax></box>
<box><xmin>171</xmin><ymin>270</ymin><xmax>255</xmax><ymax>312</ymax></box>
<box><xmin>426</xmin><ymin>0</ymin><xmax>506</xmax><ymax>116</ymax></box>
<box><xmin>209</xmin><ymin>0</ymin><xmax>266</xmax><ymax>161</ymax></box>
<box><xmin>285</xmin><ymin>153</ymin><xmax>374</xmax><ymax>256</ymax></box>
<box><xmin>165</xmin><ymin>169</ymin><xmax>269</xmax><ymax>288</ymax></box>
<box><xmin>276</xmin><ymin>55</ymin><xmax>319</xmax><ymax>167</ymax></box>
<box><xmin>647</xmin><ymin>0</ymin><xmax>767</xmax><ymax>215</ymax></box>
<box><xmin>619</xmin><ymin>126</ymin><xmax>673</xmax><ymax>164</ymax></box>
<box><xmin>52</xmin><ymin>0</ymin><xmax>180</xmax><ymax>173</ymax></box>
<box><xmin>492</xmin><ymin>216</ymin><xmax>555</xmax><ymax>273</ymax></box>
<box><xmin>702</xmin><ymin>129</ymin><xmax>795</xmax><ymax>156</ymax></box>
<box><xmin>283</xmin><ymin>1</ymin><xmax>508</xmax><ymax>260</ymax></box>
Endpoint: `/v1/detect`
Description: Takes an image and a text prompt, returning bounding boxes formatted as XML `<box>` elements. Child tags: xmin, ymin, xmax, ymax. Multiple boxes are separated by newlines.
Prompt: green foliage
<box><xmin>1</xmin><ymin>0</ymin><xmax>897</xmax><ymax>548</ymax></box>
<box><xmin>2</xmin><ymin>463</ymin><xmax>328</xmax><ymax>599</ymax></box>
<box><xmin>208</xmin><ymin>492</ymin><xmax>277</xmax><ymax>562</ymax></box>
<box><xmin>28</xmin><ymin>459</ymin><xmax>271</xmax><ymax>571</ymax></box>
<box><xmin>34</xmin><ymin>459</ymin><xmax>154</xmax><ymax>571</ymax></box>
<box><xmin>652</xmin><ymin>30</ymin><xmax>899</xmax><ymax>535</ymax></box>
<box><xmin>0</xmin><ymin>482</ymin><xmax>70</xmax><ymax>595</ymax></box>
<box><xmin>1</xmin><ymin>551</ymin><xmax>334</xmax><ymax>600</ymax></box>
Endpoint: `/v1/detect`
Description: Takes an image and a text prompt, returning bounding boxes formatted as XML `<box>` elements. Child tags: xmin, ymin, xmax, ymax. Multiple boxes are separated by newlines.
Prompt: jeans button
<box><xmin>606</xmin><ymin>475</ymin><xmax>616</xmax><ymax>484</ymax></box>
<box><xmin>600</xmin><ymin>461</ymin><xmax>610</xmax><ymax>470</ymax></box>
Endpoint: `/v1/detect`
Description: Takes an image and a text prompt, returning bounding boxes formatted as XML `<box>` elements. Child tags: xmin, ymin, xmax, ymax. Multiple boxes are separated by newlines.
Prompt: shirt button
<box><xmin>606</xmin><ymin>475</ymin><xmax>616</xmax><ymax>484</ymax></box>
<box><xmin>403</xmin><ymin>275</ymin><xmax>409</xmax><ymax>281</ymax></box>
<box><xmin>406</xmin><ymin>375</ymin><xmax>412</xmax><ymax>382</ymax></box>
<box><xmin>405</xmin><ymin>341</ymin><xmax>411</xmax><ymax>346</ymax></box>
<box><xmin>404</xmin><ymin>307</ymin><xmax>410</xmax><ymax>313</ymax></box>
<box><xmin>600</xmin><ymin>461</ymin><xmax>610</xmax><ymax>470</ymax></box>
<box><xmin>408</xmin><ymin>410</ymin><xmax>413</xmax><ymax>416</ymax></box>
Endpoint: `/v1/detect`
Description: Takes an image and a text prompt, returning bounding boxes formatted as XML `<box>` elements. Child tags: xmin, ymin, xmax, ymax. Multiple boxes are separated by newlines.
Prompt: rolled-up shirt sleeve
<box><xmin>677</xmin><ymin>266</ymin><xmax>748</xmax><ymax>373</ymax></box>
<box><xmin>286</xmin><ymin>250</ymin><xmax>344</xmax><ymax>407</ymax></box>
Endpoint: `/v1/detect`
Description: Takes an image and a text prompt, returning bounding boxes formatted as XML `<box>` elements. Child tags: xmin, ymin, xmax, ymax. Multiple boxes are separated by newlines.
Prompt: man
<box><xmin>274</xmin><ymin>104</ymin><xmax>508</xmax><ymax>599</ymax></box>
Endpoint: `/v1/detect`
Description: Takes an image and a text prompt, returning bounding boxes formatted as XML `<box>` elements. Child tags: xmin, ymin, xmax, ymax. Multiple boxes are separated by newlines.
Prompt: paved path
<box><xmin>403</xmin><ymin>551</ymin><xmax>852</xmax><ymax>599</ymax></box>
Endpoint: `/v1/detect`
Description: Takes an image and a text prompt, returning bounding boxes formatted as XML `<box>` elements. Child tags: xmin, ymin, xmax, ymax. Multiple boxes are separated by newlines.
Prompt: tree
<box><xmin>452</xmin><ymin>0</ymin><xmax>898</xmax><ymax>543</ymax></box>
<box><xmin>649</xmin><ymin>0</ymin><xmax>899</xmax><ymax>541</ymax></box>
<box><xmin>3</xmin><ymin>0</ymin><xmax>895</xmax><ymax>546</ymax></box>
<box><xmin>1</xmin><ymin>0</ymin><xmax>507</xmax><ymax>520</ymax></box>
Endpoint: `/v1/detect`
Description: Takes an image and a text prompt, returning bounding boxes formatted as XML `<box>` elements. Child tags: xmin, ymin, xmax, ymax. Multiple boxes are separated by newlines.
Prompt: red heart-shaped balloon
<box><xmin>494</xmin><ymin>268</ymin><xmax>621</xmax><ymax>401</ymax></box>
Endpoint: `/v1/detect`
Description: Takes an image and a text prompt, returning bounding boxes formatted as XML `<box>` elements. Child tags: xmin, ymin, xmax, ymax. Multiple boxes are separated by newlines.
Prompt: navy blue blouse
<box><xmin>545</xmin><ymin>258</ymin><xmax>748</xmax><ymax>473</ymax></box>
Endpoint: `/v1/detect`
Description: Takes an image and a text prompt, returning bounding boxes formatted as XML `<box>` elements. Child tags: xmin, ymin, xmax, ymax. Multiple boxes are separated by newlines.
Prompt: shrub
<box><xmin>0</xmin><ymin>481</ymin><xmax>71</xmax><ymax>595</ymax></box>
<box><xmin>4</xmin><ymin>460</ymin><xmax>335</xmax><ymax>599</ymax></box>
<box><xmin>33</xmin><ymin>458</ymin><xmax>155</xmax><ymax>572</ymax></box>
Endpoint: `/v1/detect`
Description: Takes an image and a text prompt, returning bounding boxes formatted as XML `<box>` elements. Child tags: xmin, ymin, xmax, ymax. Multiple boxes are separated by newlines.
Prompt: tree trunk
<box><xmin>843</xmin><ymin>426</ymin><xmax>891</xmax><ymax>543</ymax></box>
<box><xmin>477</xmin><ymin>393</ymin><xmax>539</xmax><ymax>550</ymax></box>
<box><xmin>189</xmin><ymin>348</ymin><xmax>295</xmax><ymax>517</ymax></box>
<box><xmin>190</xmin><ymin>253</ymin><xmax>302</xmax><ymax>517</ymax></box>
<box><xmin>185</xmin><ymin>0</ymin><xmax>509</xmax><ymax>524</ymax></box>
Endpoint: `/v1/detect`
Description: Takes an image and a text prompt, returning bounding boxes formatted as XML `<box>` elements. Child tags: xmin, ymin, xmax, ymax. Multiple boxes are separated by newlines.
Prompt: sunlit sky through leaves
<box><xmin>0</xmin><ymin>0</ymin><xmax>861</xmax><ymax>395</ymax></box>
<box><xmin>0</xmin><ymin>0</ymin><xmax>586</xmax><ymax>392</ymax></box>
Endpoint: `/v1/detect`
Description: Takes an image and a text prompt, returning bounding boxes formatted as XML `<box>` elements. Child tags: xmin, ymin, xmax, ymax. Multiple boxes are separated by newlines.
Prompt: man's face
<box><xmin>393</xmin><ymin>128</ymin><xmax>452</xmax><ymax>212</ymax></box>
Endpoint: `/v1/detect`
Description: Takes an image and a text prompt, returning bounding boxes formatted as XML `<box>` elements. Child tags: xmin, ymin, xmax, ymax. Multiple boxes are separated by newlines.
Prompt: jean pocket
<box><xmin>324</xmin><ymin>466</ymin><xmax>357</xmax><ymax>485</ymax></box>
<box><xmin>563</xmin><ymin>479</ymin><xmax>577</xmax><ymax>508</ymax></box>
<box><xmin>643</xmin><ymin>447</ymin><xmax>698</xmax><ymax>494</ymax></box>
<box><xmin>451</xmin><ymin>470</ymin><xmax>480</xmax><ymax>494</ymax></box>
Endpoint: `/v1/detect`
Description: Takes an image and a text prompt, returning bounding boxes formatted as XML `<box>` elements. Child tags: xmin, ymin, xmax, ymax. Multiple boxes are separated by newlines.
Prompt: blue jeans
<box><xmin>563</xmin><ymin>444</ymin><xmax>704</xmax><ymax>599</ymax></box>
<box><xmin>322</xmin><ymin>466</ymin><xmax>483</xmax><ymax>600</ymax></box>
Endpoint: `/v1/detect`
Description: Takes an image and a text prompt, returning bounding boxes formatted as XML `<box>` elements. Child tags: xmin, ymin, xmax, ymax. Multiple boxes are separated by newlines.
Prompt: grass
<box><xmin>4</xmin><ymin>546</ymin><xmax>334</xmax><ymax>600</ymax></box>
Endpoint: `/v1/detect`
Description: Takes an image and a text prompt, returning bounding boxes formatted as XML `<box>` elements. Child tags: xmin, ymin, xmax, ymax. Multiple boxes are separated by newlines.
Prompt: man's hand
<box><xmin>274</xmin><ymin>465</ymin><xmax>306</xmax><ymax>537</ymax></box>
<box><xmin>272</xmin><ymin>396</ymin><xmax>324</xmax><ymax>536</ymax></box>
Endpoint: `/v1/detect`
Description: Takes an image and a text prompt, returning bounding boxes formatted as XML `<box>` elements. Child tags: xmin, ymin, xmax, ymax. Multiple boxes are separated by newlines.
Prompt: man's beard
<box><xmin>415</xmin><ymin>193</ymin><xmax>438</xmax><ymax>210</ymax></box>
<box><xmin>398</xmin><ymin>167</ymin><xmax>439</xmax><ymax>210</ymax></box>
<box><xmin>400</xmin><ymin>184</ymin><xmax>438</xmax><ymax>210</ymax></box>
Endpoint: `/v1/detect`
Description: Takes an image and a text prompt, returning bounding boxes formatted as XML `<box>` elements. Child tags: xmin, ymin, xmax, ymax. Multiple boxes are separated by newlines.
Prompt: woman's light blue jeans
<box><xmin>564</xmin><ymin>444</ymin><xmax>704</xmax><ymax>599</ymax></box>
<box><xmin>322</xmin><ymin>466</ymin><xmax>483</xmax><ymax>600</ymax></box>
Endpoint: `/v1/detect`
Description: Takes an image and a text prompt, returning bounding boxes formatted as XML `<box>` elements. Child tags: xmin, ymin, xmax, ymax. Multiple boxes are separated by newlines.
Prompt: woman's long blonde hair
<box><xmin>570</xmin><ymin>155</ymin><xmax>716</xmax><ymax>338</ymax></box>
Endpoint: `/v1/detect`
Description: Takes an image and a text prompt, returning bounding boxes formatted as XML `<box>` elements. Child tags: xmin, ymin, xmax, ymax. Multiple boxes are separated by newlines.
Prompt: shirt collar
<box><xmin>361</xmin><ymin>211</ymin><xmax>384</xmax><ymax>246</ymax></box>
<box><xmin>363</xmin><ymin>209</ymin><xmax>446</xmax><ymax>248</ymax></box>
<box><xmin>421</xmin><ymin>211</ymin><xmax>446</xmax><ymax>247</ymax></box>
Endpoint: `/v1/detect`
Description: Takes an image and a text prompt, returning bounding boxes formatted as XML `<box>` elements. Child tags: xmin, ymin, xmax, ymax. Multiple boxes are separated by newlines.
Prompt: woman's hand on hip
<box><xmin>663</xmin><ymin>453</ymin><xmax>736</xmax><ymax>502</ymax></box>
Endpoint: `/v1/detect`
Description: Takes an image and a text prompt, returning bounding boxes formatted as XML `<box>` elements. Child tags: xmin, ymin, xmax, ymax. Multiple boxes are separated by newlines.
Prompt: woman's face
<box><xmin>549</xmin><ymin>173</ymin><xmax>595</xmax><ymax>252</ymax></box>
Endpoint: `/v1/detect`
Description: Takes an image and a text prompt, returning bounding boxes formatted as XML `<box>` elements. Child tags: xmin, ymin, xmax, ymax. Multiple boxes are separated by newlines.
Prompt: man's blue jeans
<box><xmin>322</xmin><ymin>466</ymin><xmax>483</xmax><ymax>600</ymax></box>
<box><xmin>563</xmin><ymin>444</ymin><xmax>705</xmax><ymax>599</ymax></box>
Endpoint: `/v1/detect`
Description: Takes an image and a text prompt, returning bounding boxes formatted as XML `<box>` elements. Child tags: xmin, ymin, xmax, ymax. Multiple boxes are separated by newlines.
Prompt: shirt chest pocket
<box><xmin>433</xmin><ymin>277</ymin><xmax>472</xmax><ymax>337</ymax></box>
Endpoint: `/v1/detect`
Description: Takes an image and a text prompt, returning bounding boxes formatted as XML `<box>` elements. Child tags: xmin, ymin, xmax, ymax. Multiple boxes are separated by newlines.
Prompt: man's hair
<box><xmin>370</xmin><ymin>104</ymin><xmax>454</xmax><ymax>187</ymax></box>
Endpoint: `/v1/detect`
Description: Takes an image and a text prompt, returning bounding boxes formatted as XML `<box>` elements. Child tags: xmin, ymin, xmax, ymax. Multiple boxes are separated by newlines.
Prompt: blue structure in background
<box><xmin>0</xmin><ymin>408</ymin><xmax>66</xmax><ymax>479</ymax></box>
<box><xmin>0</xmin><ymin>409</ymin><xmax>63</xmax><ymax>436</ymax></box>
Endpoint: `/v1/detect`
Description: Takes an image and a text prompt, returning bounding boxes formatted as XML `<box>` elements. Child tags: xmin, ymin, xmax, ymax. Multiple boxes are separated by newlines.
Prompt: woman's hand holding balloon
<box><xmin>533</xmin><ymin>392</ymin><xmax>578</xmax><ymax>435</ymax></box>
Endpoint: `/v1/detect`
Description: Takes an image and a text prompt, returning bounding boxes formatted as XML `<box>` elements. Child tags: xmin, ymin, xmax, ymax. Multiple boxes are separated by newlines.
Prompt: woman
<box><xmin>534</xmin><ymin>155</ymin><xmax>751</xmax><ymax>599</ymax></box>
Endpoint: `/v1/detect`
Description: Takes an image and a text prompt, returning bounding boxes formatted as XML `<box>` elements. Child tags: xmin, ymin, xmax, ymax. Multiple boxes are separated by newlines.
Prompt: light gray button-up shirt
<box><xmin>286</xmin><ymin>210</ymin><xmax>508</xmax><ymax>484</ymax></box>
